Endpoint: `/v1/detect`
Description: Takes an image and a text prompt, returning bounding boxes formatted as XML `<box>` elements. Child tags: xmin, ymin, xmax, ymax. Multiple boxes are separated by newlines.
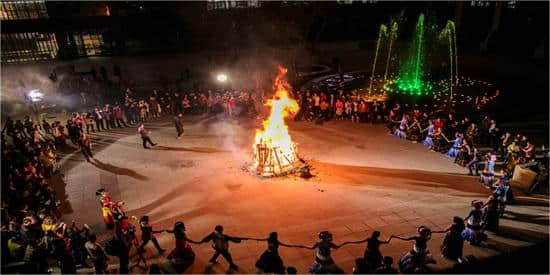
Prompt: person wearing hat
<box><xmin>137</xmin><ymin>216</ymin><xmax>165</xmax><ymax>254</ymax></box>
<box><xmin>199</xmin><ymin>225</ymin><xmax>243</xmax><ymax>271</ymax></box>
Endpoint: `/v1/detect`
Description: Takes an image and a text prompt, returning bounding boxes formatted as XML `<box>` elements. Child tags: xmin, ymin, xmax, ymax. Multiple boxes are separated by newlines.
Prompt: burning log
<box><xmin>255</xmin><ymin>142</ymin><xmax>298</xmax><ymax>177</ymax></box>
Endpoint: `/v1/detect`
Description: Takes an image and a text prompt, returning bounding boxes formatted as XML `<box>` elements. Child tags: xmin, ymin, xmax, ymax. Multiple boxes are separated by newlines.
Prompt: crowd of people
<box><xmin>1</xmin><ymin>67</ymin><xmax>547</xmax><ymax>274</ymax></box>
<box><xmin>1</xmin><ymin>115</ymin><xmax>89</xmax><ymax>273</ymax></box>
<box><xmin>2</xmin><ymin>181</ymin><xmax>508</xmax><ymax>274</ymax></box>
<box><xmin>292</xmin><ymin>87</ymin><xmax>546</xmax><ymax>191</ymax></box>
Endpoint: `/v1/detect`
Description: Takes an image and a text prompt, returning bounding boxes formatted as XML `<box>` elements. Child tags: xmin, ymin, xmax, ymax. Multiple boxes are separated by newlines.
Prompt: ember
<box><xmin>253</xmin><ymin>67</ymin><xmax>300</xmax><ymax>177</ymax></box>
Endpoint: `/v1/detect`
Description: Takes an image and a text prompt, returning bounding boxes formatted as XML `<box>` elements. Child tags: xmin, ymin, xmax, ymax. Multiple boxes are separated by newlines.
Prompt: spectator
<box><xmin>375</xmin><ymin>256</ymin><xmax>398</xmax><ymax>274</ymax></box>
<box><xmin>85</xmin><ymin>234</ymin><xmax>109</xmax><ymax>274</ymax></box>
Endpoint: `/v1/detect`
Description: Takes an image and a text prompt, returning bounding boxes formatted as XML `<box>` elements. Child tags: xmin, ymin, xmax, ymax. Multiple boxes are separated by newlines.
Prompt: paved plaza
<box><xmin>52</xmin><ymin>115</ymin><xmax>549</xmax><ymax>273</ymax></box>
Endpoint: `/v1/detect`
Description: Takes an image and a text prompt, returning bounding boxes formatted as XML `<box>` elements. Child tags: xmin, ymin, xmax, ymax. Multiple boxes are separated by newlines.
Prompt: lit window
<box><xmin>0</xmin><ymin>0</ymin><xmax>48</xmax><ymax>20</ymax></box>
<box><xmin>71</xmin><ymin>32</ymin><xmax>105</xmax><ymax>57</ymax></box>
<box><xmin>1</xmin><ymin>32</ymin><xmax>58</xmax><ymax>63</ymax></box>
<box><xmin>207</xmin><ymin>0</ymin><xmax>261</xmax><ymax>11</ymax></box>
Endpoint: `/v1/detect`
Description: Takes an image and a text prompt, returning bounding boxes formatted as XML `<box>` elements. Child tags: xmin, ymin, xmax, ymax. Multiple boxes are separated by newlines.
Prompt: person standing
<box><xmin>138</xmin><ymin>123</ymin><xmax>157</xmax><ymax>149</ymax></box>
<box><xmin>94</xmin><ymin>107</ymin><xmax>106</xmax><ymax>132</ymax></box>
<box><xmin>85</xmin><ymin>234</ymin><xmax>109</xmax><ymax>274</ymax></box>
<box><xmin>174</xmin><ymin>113</ymin><xmax>185</xmax><ymax>139</ymax></box>
<box><xmin>228</xmin><ymin>95</ymin><xmax>236</xmax><ymax>118</ymax></box>
<box><xmin>84</xmin><ymin>112</ymin><xmax>95</xmax><ymax>134</ymax></box>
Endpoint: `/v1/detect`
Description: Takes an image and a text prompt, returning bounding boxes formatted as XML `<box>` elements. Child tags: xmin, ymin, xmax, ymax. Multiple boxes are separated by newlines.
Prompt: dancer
<box><xmin>96</xmin><ymin>189</ymin><xmax>115</xmax><ymax>229</ymax></box>
<box><xmin>393</xmin><ymin>115</ymin><xmax>409</xmax><ymax>139</ymax></box>
<box><xmin>421</xmin><ymin>120</ymin><xmax>435</xmax><ymax>148</ymax></box>
<box><xmin>96</xmin><ymin>189</ymin><xmax>124</xmax><ymax>230</ymax></box>
<box><xmin>494</xmin><ymin>177</ymin><xmax>512</xmax><ymax>215</ymax></box>
<box><xmin>254</xmin><ymin>232</ymin><xmax>307</xmax><ymax>274</ymax></box>
<box><xmin>479</xmin><ymin>153</ymin><xmax>496</xmax><ymax>187</ymax></box>
<box><xmin>138</xmin><ymin>123</ymin><xmax>157</xmax><ymax>149</ymax></box>
<box><xmin>136</xmin><ymin>216</ymin><xmax>166</xmax><ymax>254</ymax></box>
<box><xmin>446</xmin><ymin>133</ymin><xmax>463</xmax><ymax>158</ymax></box>
<box><xmin>200</xmin><ymin>225</ymin><xmax>242</xmax><ymax>271</ymax></box>
<box><xmin>461</xmin><ymin>200</ymin><xmax>486</xmax><ymax>245</ymax></box>
<box><xmin>307</xmin><ymin>231</ymin><xmax>345</xmax><ymax>273</ymax></box>
<box><xmin>166</xmin><ymin>221</ymin><xmax>199</xmax><ymax>266</ymax></box>
<box><xmin>392</xmin><ymin>226</ymin><xmax>436</xmax><ymax>273</ymax></box>
<box><xmin>434</xmin><ymin>217</ymin><xmax>465</xmax><ymax>262</ymax></box>
<box><xmin>406</xmin><ymin>116</ymin><xmax>422</xmax><ymax>143</ymax></box>
<box><xmin>362</xmin><ymin>231</ymin><xmax>392</xmax><ymax>272</ymax></box>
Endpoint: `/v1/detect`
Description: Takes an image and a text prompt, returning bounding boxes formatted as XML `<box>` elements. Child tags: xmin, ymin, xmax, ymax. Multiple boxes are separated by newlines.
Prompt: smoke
<box><xmin>203</xmin><ymin>118</ymin><xmax>252</xmax><ymax>164</ymax></box>
<box><xmin>0</xmin><ymin>63</ymin><xmax>86</xmax><ymax>118</ymax></box>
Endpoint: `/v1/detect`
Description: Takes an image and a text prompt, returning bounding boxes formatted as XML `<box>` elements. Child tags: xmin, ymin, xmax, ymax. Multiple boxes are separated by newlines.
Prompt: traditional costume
<box><xmin>446</xmin><ymin>133</ymin><xmax>463</xmax><ymax>158</ymax></box>
<box><xmin>422</xmin><ymin>124</ymin><xmax>435</xmax><ymax>148</ymax></box>
<box><xmin>461</xmin><ymin>201</ymin><xmax>485</xmax><ymax>245</ymax></box>
<box><xmin>479</xmin><ymin>155</ymin><xmax>496</xmax><ymax>187</ymax></box>
<box><xmin>394</xmin><ymin>117</ymin><xmax>408</xmax><ymax>139</ymax></box>
<box><xmin>399</xmin><ymin>226</ymin><xmax>435</xmax><ymax>273</ymax></box>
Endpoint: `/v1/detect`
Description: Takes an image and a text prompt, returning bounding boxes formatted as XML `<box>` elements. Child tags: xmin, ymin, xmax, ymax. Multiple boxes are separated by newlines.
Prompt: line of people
<box><xmin>85</xmin><ymin>186</ymin><xmax>508</xmax><ymax>274</ymax></box>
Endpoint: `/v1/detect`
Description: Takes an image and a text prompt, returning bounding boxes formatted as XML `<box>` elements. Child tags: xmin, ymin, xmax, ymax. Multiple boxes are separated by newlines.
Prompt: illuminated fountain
<box><xmin>368</xmin><ymin>24</ymin><xmax>387</xmax><ymax>96</ymax></box>
<box><xmin>439</xmin><ymin>20</ymin><xmax>458</xmax><ymax>99</ymax></box>
<box><xmin>304</xmin><ymin>14</ymin><xmax>497</xmax><ymax>105</ymax></box>
<box><xmin>390</xmin><ymin>13</ymin><xmax>433</xmax><ymax>96</ymax></box>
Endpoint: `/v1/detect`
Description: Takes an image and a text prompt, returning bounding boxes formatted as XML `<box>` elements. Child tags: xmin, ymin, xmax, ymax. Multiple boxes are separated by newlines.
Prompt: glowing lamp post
<box><xmin>217</xmin><ymin>73</ymin><xmax>228</xmax><ymax>83</ymax></box>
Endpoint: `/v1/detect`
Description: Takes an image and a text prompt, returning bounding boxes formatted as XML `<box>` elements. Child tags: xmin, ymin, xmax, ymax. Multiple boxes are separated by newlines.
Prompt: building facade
<box><xmin>1</xmin><ymin>1</ymin><xmax>546</xmax><ymax>64</ymax></box>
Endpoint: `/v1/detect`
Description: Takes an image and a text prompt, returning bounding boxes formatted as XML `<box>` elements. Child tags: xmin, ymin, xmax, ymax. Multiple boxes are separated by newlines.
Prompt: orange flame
<box><xmin>253</xmin><ymin>67</ymin><xmax>300</xmax><ymax>175</ymax></box>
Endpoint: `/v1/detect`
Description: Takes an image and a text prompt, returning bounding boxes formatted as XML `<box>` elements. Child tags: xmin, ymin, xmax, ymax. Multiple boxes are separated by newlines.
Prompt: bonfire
<box><xmin>253</xmin><ymin>67</ymin><xmax>300</xmax><ymax>177</ymax></box>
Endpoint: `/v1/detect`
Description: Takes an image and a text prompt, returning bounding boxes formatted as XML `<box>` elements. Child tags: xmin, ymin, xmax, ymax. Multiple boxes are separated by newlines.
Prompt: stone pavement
<box><xmin>51</xmin><ymin>115</ymin><xmax>549</xmax><ymax>274</ymax></box>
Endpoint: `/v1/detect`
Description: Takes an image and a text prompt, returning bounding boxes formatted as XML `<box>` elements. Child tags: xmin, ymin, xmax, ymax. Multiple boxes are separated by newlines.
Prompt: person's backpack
<box><xmin>104</xmin><ymin>237</ymin><xmax>120</xmax><ymax>256</ymax></box>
